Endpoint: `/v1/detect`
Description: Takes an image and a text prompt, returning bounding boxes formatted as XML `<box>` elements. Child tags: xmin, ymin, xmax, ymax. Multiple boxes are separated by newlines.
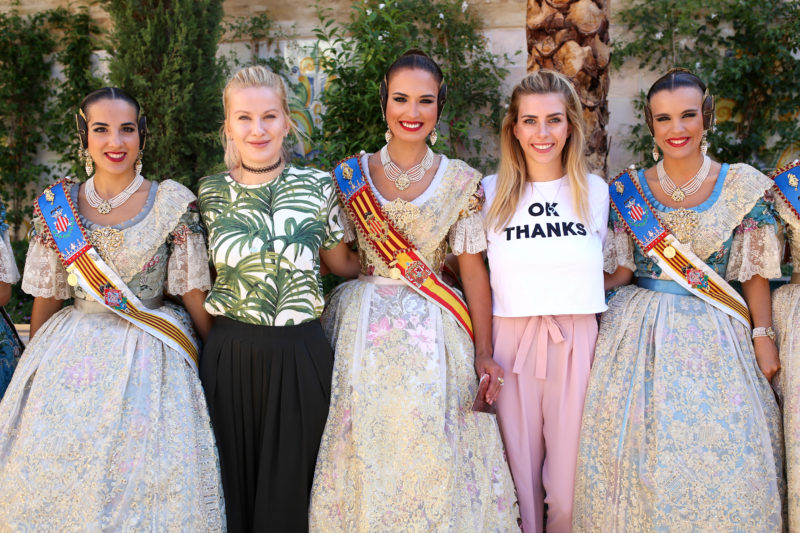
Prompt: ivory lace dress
<box><xmin>309</xmin><ymin>154</ymin><xmax>520</xmax><ymax>532</ymax></box>
<box><xmin>773</xmin><ymin>188</ymin><xmax>800</xmax><ymax>531</ymax></box>
<box><xmin>0</xmin><ymin>199</ymin><xmax>21</xmax><ymax>398</ymax></box>
<box><xmin>0</xmin><ymin>180</ymin><xmax>225</xmax><ymax>531</ymax></box>
<box><xmin>572</xmin><ymin>164</ymin><xmax>785</xmax><ymax>532</ymax></box>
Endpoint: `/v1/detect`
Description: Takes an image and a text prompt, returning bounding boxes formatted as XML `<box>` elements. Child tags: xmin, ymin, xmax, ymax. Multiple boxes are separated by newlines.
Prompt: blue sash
<box><xmin>771</xmin><ymin>160</ymin><xmax>800</xmax><ymax>222</ymax></box>
<box><xmin>610</xmin><ymin>170</ymin><xmax>751</xmax><ymax>327</ymax></box>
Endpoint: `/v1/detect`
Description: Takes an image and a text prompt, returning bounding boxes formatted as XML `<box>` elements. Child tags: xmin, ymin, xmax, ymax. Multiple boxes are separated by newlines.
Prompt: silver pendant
<box><xmin>97</xmin><ymin>200</ymin><xmax>112</xmax><ymax>214</ymax></box>
<box><xmin>670</xmin><ymin>188</ymin><xmax>686</xmax><ymax>202</ymax></box>
<box><xmin>395</xmin><ymin>174</ymin><xmax>411</xmax><ymax>191</ymax></box>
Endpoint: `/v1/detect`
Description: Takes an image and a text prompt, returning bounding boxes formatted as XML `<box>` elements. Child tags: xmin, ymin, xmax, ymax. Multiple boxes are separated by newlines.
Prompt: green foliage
<box><xmin>311</xmin><ymin>0</ymin><xmax>511</xmax><ymax>171</ymax></box>
<box><xmin>614</xmin><ymin>0</ymin><xmax>800</xmax><ymax>170</ymax></box>
<box><xmin>103</xmin><ymin>0</ymin><xmax>226</xmax><ymax>190</ymax></box>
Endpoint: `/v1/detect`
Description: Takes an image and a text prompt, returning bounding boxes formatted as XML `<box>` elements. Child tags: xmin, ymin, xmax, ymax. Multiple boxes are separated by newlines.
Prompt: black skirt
<box><xmin>200</xmin><ymin>316</ymin><xmax>334</xmax><ymax>533</ymax></box>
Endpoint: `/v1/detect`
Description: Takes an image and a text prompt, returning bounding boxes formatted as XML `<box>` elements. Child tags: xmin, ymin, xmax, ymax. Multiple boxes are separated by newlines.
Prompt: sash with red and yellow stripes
<box><xmin>610</xmin><ymin>170</ymin><xmax>751</xmax><ymax>328</ymax></box>
<box><xmin>35</xmin><ymin>179</ymin><xmax>200</xmax><ymax>371</ymax></box>
<box><xmin>333</xmin><ymin>156</ymin><xmax>474</xmax><ymax>340</ymax></box>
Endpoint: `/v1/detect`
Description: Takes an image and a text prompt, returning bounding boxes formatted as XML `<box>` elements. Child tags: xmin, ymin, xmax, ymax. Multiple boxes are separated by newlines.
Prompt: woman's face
<box><xmin>225</xmin><ymin>86</ymin><xmax>289</xmax><ymax>167</ymax></box>
<box><xmin>512</xmin><ymin>92</ymin><xmax>571</xmax><ymax>172</ymax></box>
<box><xmin>85</xmin><ymin>98</ymin><xmax>140</xmax><ymax>179</ymax></box>
<box><xmin>384</xmin><ymin>67</ymin><xmax>439</xmax><ymax>144</ymax></box>
<box><xmin>649</xmin><ymin>86</ymin><xmax>705</xmax><ymax>161</ymax></box>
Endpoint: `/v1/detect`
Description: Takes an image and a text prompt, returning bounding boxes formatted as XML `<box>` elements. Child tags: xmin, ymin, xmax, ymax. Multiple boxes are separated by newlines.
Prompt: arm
<box><xmin>319</xmin><ymin>241</ymin><xmax>361</xmax><ymax>279</ymax></box>
<box><xmin>457</xmin><ymin>251</ymin><xmax>503</xmax><ymax>405</ymax></box>
<box><xmin>29</xmin><ymin>296</ymin><xmax>64</xmax><ymax>339</ymax></box>
<box><xmin>0</xmin><ymin>281</ymin><xmax>10</xmax><ymax>307</ymax></box>
<box><xmin>604</xmin><ymin>266</ymin><xmax>634</xmax><ymax>292</ymax></box>
<box><xmin>741</xmin><ymin>275</ymin><xmax>779</xmax><ymax>381</ymax></box>
<box><xmin>182</xmin><ymin>288</ymin><xmax>213</xmax><ymax>342</ymax></box>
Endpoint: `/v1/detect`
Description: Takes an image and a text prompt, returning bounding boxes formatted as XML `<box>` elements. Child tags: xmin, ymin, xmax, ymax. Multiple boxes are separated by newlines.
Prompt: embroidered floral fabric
<box><xmin>0</xmin><ymin>180</ymin><xmax>224</xmax><ymax>530</ymax></box>
<box><xmin>199</xmin><ymin>165</ymin><xmax>344</xmax><ymax>326</ymax></box>
<box><xmin>574</xmin><ymin>163</ymin><xmax>784</xmax><ymax>531</ymax></box>
<box><xmin>309</xmin><ymin>156</ymin><xmax>519</xmax><ymax>532</ymax></box>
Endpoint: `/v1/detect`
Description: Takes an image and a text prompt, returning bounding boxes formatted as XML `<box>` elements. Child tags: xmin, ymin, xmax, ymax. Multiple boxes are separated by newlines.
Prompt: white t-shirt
<box><xmin>481</xmin><ymin>173</ymin><xmax>609</xmax><ymax>317</ymax></box>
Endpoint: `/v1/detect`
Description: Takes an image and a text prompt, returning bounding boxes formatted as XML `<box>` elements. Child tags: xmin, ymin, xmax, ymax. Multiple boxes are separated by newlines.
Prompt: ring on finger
<box><xmin>497</xmin><ymin>377</ymin><xmax>505</xmax><ymax>385</ymax></box>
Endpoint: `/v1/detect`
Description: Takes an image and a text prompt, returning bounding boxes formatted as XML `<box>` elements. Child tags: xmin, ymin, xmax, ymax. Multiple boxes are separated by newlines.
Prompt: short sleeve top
<box><xmin>0</xmin><ymin>200</ymin><xmax>20</xmax><ymax>285</ymax></box>
<box><xmin>198</xmin><ymin>165</ymin><xmax>344</xmax><ymax>326</ymax></box>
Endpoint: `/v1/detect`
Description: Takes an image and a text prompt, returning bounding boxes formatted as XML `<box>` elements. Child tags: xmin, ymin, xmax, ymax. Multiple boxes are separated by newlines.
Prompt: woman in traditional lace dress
<box><xmin>309</xmin><ymin>50</ymin><xmax>519</xmax><ymax>532</ymax></box>
<box><xmin>198</xmin><ymin>66</ymin><xmax>359</xmax><ymax>533</ymax></box>
<box><xmin>771</xmin><ymin>160</ymin><xmax>800</xmax><ymax>530</ymax></box>
<box><xmin>572</xmin><ymin>69</ymin><xmax>784</xmax><ymax>531</ymax></box>
<box><xmin>0</xmin><ymin>88</ymin><xmax>225</xmax><ymax>530</ymax></box>
<box><xmin>0</xmin><ymin>199</ymin><xmax>22</xmax><ymax>399</ymax></box>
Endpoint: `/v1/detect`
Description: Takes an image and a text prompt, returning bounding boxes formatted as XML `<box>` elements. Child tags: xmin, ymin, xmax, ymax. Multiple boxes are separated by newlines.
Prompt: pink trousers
<box><xmin>493</xmin><ymin>314</ymin><xmax>597</xmax><ymax>533</ymax></box>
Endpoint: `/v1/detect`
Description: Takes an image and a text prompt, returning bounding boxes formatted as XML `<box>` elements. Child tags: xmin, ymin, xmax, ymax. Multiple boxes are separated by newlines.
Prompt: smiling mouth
<box><xmin>531</xmin><ymin>143</ymin><xmax>555</xmax><ymax>153</ymax></box>
<box><xmin>399</xmin><ymin>121</ymin><xmax>423</xmax><ymax>132</ymax></box>
<box><xmin>665</xmin><ymin>137</ymin><xmax>690</xmax><ymax>147</ymax></box>
<box><xmin>248</xmin><ymin>140</ymin><xmax>271</xmax><ymax>148</ymax></box>
<box><xmin>105</xmin><ymin>152</ymin><xmax>126</xmax><ymax>162</ymax></box>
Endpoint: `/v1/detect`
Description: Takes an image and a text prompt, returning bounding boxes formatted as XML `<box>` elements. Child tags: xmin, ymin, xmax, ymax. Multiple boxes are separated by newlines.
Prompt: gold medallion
<box><xmin>97</xmin><ymin>200</ymin><xmax>112</xmax><ymax>215</ymax></box>
<box><xmin>44</xmin><ymin>189</ymin><xmax>55</xmax><ymax>203</ymax></box>
<box><xmin>615</xmin><ymin>180</ymin><xmax>625</xmax><ymax>194</ymax></box>
<box><xmin>342</xmin><ymin>164</ymin><xmax>354</xmax><ymax>181</ymax></box>
<box><xmin>663</xmin><ymin>245</ymin><xmax>677</xmax><ymax>259</ymax></box>
<box><xmin>67</xmin><ymin>273</ymin><xmax>78</xmax><ymax>286</ymax></box>
<box><xmin>389</xmin><ymin>267</ymin><xmax>401</xmax><ymax>280</ymax></box>
<box><xmin>789</xmin><ymin>173</ymin><xmax>798</xmax><ymax>190</ymax></box>
<box><xmin>670</xmin><ymin>188</ymin><xmax>686</xmax><ymax>202</ymax></box>
<box><xmin>395</xmin><ymin>174</ymin><xmax>411</xmax><ymax>191</ymax></box>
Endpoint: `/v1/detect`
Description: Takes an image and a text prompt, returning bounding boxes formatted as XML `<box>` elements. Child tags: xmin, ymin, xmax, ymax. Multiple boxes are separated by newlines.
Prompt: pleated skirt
<box><xmin>201</xmin><ymin>316</ymin><xmax>334</xmax><ymax>533</ymax></box>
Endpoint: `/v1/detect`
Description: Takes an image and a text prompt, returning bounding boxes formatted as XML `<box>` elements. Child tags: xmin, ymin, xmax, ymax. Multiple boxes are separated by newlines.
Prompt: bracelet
<box><xmin>752</xmin><ymin>326</ymin><xmax>776</xmax><ymax>341</ymax></box>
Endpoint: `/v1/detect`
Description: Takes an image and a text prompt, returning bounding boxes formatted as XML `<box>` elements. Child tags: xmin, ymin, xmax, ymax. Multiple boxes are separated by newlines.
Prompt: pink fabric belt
<box><xmin>512</xmin><ymin>315</ymin><xmax>565</xmax><ymax>379</ymax></box>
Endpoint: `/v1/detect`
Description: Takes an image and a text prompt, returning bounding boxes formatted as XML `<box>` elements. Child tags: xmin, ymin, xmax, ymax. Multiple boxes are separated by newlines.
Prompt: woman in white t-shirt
<box><xmin>482</xmin><ymin>69</ymin><xmax>608</xmax><ymax>533</ymax></box>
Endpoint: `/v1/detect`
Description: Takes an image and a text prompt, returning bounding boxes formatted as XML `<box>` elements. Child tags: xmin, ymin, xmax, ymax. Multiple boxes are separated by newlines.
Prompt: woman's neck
<box><xmin>92</xmin><ymin>171</ymin><xmax>137</xmax><ymax>197</ymax></box>
<box><xmin>385</xmin><ymin>139</ymin><xmax>430</xmax><ymax>168</ymax></box>
<box><xmin>660</xmin><ymin>152</ymin><xmax>706</xmax><ymax>186</ymax></box>
<box><xmin>525</xmin><ymin>157</ymin><xmax>564</xmax><ymax>183</ymax></box>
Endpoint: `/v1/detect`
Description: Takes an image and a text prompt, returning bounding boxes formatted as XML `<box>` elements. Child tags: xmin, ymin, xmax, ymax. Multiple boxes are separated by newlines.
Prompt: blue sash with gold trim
<box><xmin>771</xmin><ymin>160</ymin><xmax>800</xmax><ymax>222</ymax></box>
<box><xmin>610</xmin><ymin>170</ymin><xmax>751</xmax><ymax>327</ymax></box>
<box><xmin>35</xmin><ymin>179</ymin><xmax>200</xmax><ymax>370</ymax></box>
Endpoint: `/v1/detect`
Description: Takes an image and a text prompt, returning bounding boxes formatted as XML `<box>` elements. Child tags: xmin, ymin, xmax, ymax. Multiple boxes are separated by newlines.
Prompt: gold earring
<box><xmin>385</xmin><ymin>128</ymin><xmax>393</xmax><ymax>143</ymax></box>
<box><xmin>652</xmin><ymin>140</ymin><xmax>660</xmax><ymax>162</ymax></box>
<box><xmin>83</xmin><ymin>148</ymin><xmax>94</xmax><ymax>177</ymax></box>
<box><xmin>700</xmin><ymin>131</ymin><xmax>709</xmax><ymax>156</ymax></box>
<box><xmin>135</xmin><ymin>150</ymin><xmax>143</xmax><ymax>177</ymax></box>
<box><xmin>429</xmin><ymin>128</ymin><xmax>438</xmax><ymax>146</ymax></box>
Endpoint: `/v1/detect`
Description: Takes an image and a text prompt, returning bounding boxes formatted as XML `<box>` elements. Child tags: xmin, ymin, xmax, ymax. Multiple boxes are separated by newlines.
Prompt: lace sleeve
<box><xmin>0</xmin><ymin>231</ymin><xmax>19</xmax><ymax>284</ymax></box>
<box><xmin>341</xmin><ymin>209</ymin><xmax>357</xmax><ymax>243</ymax></box>
<box><xmin>21</xmin><ymin>237</ymin><xmax>71</xmax><ymax>299</ymax></box>
<box><xmin>449</xmin><ymin>212</ymin><xmax>487</xmax><ymax>255</ymax></box>
<box><xmin>604</xmin><ymin>214</ymin><xmax>636</xmax><ymax>273</ymax></box>
<box><xmin>166</xmin><ymin>209</ymin><xmax>212</xmax><ymax>295</ymax></box>
<box><xmin>725</xmin><ymin>224</ymin><xmax>782</xmax><ymax>281</ymax></box>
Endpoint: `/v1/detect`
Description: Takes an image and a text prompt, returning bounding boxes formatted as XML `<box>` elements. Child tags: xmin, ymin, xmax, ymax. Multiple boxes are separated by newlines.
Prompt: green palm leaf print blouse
<box><xmin>198</xmin><ymin>165</ymin><xmax>344</xmax><ymax>326</ymax></box>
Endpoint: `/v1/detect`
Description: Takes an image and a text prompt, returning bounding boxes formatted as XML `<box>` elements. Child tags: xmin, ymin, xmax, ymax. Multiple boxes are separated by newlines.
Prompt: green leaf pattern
<box><xmin>198</xmin><ymin>166</ymin><xmax>343</xmax><ymax>325</ymax></box>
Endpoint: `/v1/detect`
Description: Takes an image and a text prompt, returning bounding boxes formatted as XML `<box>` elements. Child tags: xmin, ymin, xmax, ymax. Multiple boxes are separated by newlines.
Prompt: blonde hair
<box><xmin>486</xmin><ymin>69</ymin><xmax>591</xmax><ymax>232</ymax></box>
<box><xmin>221</xmin><ymin>65</ymin><xmax>297</xmax><ymax>169</ymax></box>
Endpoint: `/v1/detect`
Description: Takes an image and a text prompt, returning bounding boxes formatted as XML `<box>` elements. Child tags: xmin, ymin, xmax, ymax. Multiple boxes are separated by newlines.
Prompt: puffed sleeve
<box><xmin>322</xmin><ymin>174</ymin><xmax>345</xmax><ymax>250</ymax></box>
<box><xmin>725</xmin><ymin>195</ymin><xmax>782</xmax><ymax>281</ymax></box>
<box><xmin>166</xmin><ymin>204</ymin><xmax>212</xmax><ymax>295</ymax></box>
<box><xmin>603</xmin><ymin>209</ymin><xmax>636</xmax><ymax>273</ymax></box>
<box><xmin>0</xmin><ymin>226</ymin><xmax>19</xmax><ymax>285</ymax></box>
<box><xmin>21</xmin><ymin>214</ymin><xmax>71</xmax><ymax>299</ymax></box>
<box><xmin>449</xmin><ymin>182</ymin><xmax>488</xmax><ymax>255</ymax></box>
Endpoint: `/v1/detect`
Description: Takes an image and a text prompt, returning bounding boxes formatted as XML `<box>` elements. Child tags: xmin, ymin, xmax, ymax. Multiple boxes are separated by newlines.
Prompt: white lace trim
<box><xmin>603</xmin><ymin>229</ymin><xmax>636</xmax><ymax>274</ymax></box>
<box><xmin>0</xmin><ymin>231</ymin><xmax>19</xmax><ymax>284</ymax></box>
<box><xmin>167</xmin><ymin>232</ymin><xmax>212</xmax><ymax>295</ymax></box>
<box><xmin>448</xmin><ymin>212</ymin><xmax>487</xmax><ymax>255</ymax></box>
<box><xmin>726</xmin><ymin>224</ymin><xmax>783</xmax><ymax>282</ymax></box>
<box><xmin>22</xmin><ymin>238</ymin><xmax>72</xmax><ymax>299</ymax></box>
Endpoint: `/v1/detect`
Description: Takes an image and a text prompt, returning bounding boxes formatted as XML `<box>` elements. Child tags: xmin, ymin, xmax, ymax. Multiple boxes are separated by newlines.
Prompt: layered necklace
<box><xmin>85</xmin><ymin>173</ymin><xmax>144</xmax><ymax>215</ymax></box>
<box><xmin>380</xmin><ymin>144</ymin><xmax>434</xmax><ymax>191</ymax></box>
<box><xmin>657</xmin><ymin>155</ymin><xmax>712</xmax><ymax>202</ymax></box>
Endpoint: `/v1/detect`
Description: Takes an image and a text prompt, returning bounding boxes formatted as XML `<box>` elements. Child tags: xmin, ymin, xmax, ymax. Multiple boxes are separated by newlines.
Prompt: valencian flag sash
<box><xmin>332</xmin><ymin>156</ymin><xmax>474</xmax><ymax>340</ymax></box>
<box><xmin>610</xmin><ymin>170</ymin><xmax>751</xmax><ymax>328</ymax></box>
<box><xmin>771</xmin><ymin>160</ymin><xmax>800</xmax><ymax>222</ymax></box>
<box><xmin>35</xmin><ymin>179</ymin><xmax>200</xmax><ymax>371</ymax></box>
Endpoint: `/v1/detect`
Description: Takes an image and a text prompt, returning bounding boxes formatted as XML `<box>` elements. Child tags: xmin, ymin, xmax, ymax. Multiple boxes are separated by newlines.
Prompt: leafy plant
<box><xmin>614</xmin><ymin>0</ymin><xmax>800</xmax><ymax>170</ymax></box>
<box><xmin>310</xmin><ymin>0</ymin><xmax>512</xmax><ymax>171</ymax></box>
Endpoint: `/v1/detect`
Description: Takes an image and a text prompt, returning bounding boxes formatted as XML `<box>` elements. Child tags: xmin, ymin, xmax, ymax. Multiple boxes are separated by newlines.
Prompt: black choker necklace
<box><xmin>241</xmin><ymin>158</ymin><xmax>282</xmax><ymax>174</ymax></box>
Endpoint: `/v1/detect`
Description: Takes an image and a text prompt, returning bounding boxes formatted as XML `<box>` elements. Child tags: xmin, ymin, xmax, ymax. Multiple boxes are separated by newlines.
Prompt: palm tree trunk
<box><xmin>527</xmin><ymin>0</ymin><xmax>610</xmax><ymax>178</ymax></box>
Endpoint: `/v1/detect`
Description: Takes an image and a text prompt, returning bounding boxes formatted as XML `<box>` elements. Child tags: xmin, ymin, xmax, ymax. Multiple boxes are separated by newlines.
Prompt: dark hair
<box><xmin>379</xmin><ymin>49</ymin><xmax>447</xmax><ymax>120</ymax></box>
<box><xmin>644</xmin><ymin>68</ymin><xmax>715</xmax><ymax>133</ymax></box>
<box><xmin>76</xmin><ymin>87</ymin><xmax>147</xmax><ymax>150</ymax></box>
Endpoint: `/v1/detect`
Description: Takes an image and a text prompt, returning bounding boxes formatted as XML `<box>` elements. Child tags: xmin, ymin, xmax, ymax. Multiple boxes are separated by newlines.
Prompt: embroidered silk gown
<box><xmin>309</xmin><ymin>155</ymin><xmax>520</xmax><ymax>532</ymax></box>
<box><xmin>573</xmin><ymin>164</ymin><xmax>785</xmax><ymax>532</ymax></box>
<box><xmin>773</xmin><ymin>177</ymin><xmax>800</xmax><ymax>531</ymax></box>
<box><xmin>0</xmin><ymin>200</ymin><xmax>21</xmax><ymax>398</ymax></box>
<box><xmin>0</xmin><ymin>180</ymin><xmax>225</xmax><ymax>531</ymax></box>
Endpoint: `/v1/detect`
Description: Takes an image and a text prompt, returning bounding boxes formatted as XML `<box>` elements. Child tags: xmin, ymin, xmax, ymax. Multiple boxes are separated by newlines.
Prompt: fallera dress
<box><xmin>309</xmin><ymin>154</ymin><xmax>520</xmax><ymax>532</ymax></box>
<box><xmin>772</xmin><ymin>180</ymin><xmax>800</xmax><ymax>531</ymax></box>
<box><xmin>573</xmin><ymin>163</ymin><xmax>785</xmax><ymax>532</ymax></box>
<box><xmin>0</xmin><ymin>179</ymin><xmax>225</xmax><ymax>531</ymax></box>
<box><xmin>0</xmin><ymin>199</ymin><xmax>22</xmax><ymax>399</ymax></box>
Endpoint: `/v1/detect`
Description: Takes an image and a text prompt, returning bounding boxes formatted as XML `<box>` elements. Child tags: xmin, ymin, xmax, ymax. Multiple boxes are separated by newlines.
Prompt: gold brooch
<box><xmin>90</xmin><ymin>227</ymin><xmax>124</xmax><ymax>259</ymax></box>
<box><xmin>44</xmin><ymin>189</ymin><xmax>55</xmax><ymax>203</ymax></box>
<box><xmin>615</xmin><ymin>181</ymin><xmax>625</xmax><ymax>194</ymax></box>
<box><xmin>342</xmin><ymin>164</ymin><xmax>354</xmax><ymax>181</ymax></box>
<box><xmin>789</xmin><ymin>173</ymin><xmax>798</xmax><ymax>190</ymax></box>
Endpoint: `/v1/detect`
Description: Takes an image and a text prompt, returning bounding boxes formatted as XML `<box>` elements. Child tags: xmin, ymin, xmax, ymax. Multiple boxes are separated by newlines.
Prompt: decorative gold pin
<box><xmin>45</xmin><ymin>189</ymin><xmax>55</xmax><ymax>203</ymax></box>
<box><xmin>615</xmin><ymin>181</ymin><xmax>625</xmax><ymax>194</ymax></box>
<box><xmin>342</xmin><ymin>165</ymin><xmax>354</xmax><ymax>181</ymax></box>
<box><xmin>789</xmin><ymin>173</ymin><xmax>798</xmax><ymax>190</ymax></box>
<box><xmin>663</xmin><ymin>245</ymin><xmax>676</xmax><ymax>259</ymax></box>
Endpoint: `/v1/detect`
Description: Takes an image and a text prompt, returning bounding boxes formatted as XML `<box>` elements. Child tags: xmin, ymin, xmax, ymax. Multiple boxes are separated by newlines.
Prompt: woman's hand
<box><xmin>754</xmin><ymin>336</ymin><xmax>780</xmax><ymax>382</ymax></box>
<box><xmin>475</xmin><ymin>353</ymin><xmax>504</xmax><ymax>405</ymax></box>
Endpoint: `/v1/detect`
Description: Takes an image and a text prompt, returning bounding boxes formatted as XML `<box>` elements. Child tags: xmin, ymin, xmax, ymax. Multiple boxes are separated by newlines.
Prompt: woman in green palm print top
<box><xmin>197</xmin><ymin>66</ymin><xmax>359</xmax><ymax>533</ymax></box>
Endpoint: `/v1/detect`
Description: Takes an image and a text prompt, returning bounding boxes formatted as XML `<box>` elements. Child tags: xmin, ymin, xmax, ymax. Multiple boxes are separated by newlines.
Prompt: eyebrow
<box><xmin>233</xmin><ymin>108</ymin><xmax>279</xmax><ymax>114</ymax></box>
<box><xmin>90</xmin><ymin>121</ymin><xmax>136</xmax><ymax>127</ymax></box>
<box><xmin>391</xmin><ymin>91</ymin><xmax>436</xmax><ymax>98</ymax></box>
<box><xmin>520</xmin><ymin>112</ymin><xmax>565</xmax><ymax>119</ymax></box>
<box><xmin>653</xmin><ymin>107</ymin><xmax>700</xmax><ymax>117</ymax></box>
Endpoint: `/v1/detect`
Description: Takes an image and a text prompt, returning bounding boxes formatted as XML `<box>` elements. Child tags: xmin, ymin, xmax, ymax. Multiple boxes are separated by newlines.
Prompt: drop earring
<box><xmin>652</xmin><ymin>140</ymin><xmax>660</xmax><ymax>162</ymax></box>
<box><xmin>83</xmin><ymin>148</ymin><xmax>94</xmax><ymax>177</ymax></box>
<box><xmin>385</xmin><ymin>128</ymin><xmax>393</xmax><ymax>144</ymax></box>
<box><xmin>700</xmin><ymin>131</ymin><xmax>709</xmax><ymax>156</ymax></box>
<box><xmin>135</xmin><ymin>150</ymin><xmax>143</xmax><ymax>178</ymax></box>
<box><xmin>429</xmin><ymin>127</ymin><xmax>438</xmax><ymax>146</ymax></box>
